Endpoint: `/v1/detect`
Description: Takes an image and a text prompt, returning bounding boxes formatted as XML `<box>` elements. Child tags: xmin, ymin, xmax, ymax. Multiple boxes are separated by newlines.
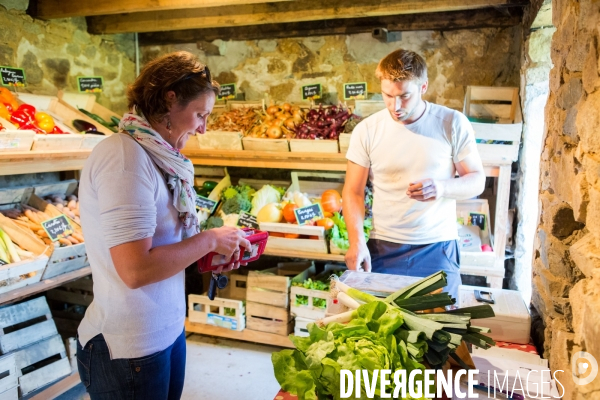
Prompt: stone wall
<box><xmin>141</xmin><ymin>27</ymin><xmax>522</xmax><ymax>108</ymax></box>
<box><xmin>0</xmin><ymin>3</ymin><xmax>134</xmax><ymax>114</ymax></box>
<box><xmin>532</xmin><ymin>0</ymin><xmax>600</xmax><ymax>397</ymax></box>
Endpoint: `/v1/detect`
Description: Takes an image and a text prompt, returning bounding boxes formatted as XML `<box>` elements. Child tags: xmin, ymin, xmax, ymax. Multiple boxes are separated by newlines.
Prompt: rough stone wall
<box><xmin>0</xmin><ymin>4</ymin><xmax>134</xmax><ymax>114</ymax></box>
<box><xmin>141</xmin><ymin>27</ymin><xmax>522</xmax><ymax>108</ymax></box>
<box><xmin>532</xmin><ymin>0</ymin><xmax>600</xmax><ymax>397</ymax></box>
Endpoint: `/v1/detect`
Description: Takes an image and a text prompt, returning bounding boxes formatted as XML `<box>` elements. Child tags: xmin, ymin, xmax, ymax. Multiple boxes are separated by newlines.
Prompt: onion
<box><xmin>284</xmin><ymin>118</ymin><xmax>296</xmax><ymax>130</ymax></box>
<box><xmin>257</xmin><ymin>203</ymin><xmax>283</xmax><ymax>223</ymax></box>
<box><xmin>267</xmin><ymin>125</ymin><xmax>283</xmax><ymax>139</ymax></box>
<box><xmin>267</xmin><ymin>105</ymin><xmax>280</xmax><ymax>116</ymax></box>
<box><xmin>282</xmin><ymin>103</ymin><xmax>292</xmax><ymax>112</ymax></box>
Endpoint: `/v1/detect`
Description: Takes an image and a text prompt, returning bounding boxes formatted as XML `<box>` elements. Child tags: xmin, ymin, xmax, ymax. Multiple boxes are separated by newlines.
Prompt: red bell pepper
<box><xmin>51</xmin><ymin>125</ymin><xmax>65</xmax><ymax>134</ymax></box>
<box><xmin>10</xmin><ymin>110</ymin><xmax>31</xmax><ymax>127</ymax></box>
<box><xmin>20</xmin><ymin>121</ymin><xmax>44</xmax><ymax>134</ymax></box>
<box><xmin>17</xmin><ymin>104</ymin><xmax>36</xmax><ymax>119</ymax></box>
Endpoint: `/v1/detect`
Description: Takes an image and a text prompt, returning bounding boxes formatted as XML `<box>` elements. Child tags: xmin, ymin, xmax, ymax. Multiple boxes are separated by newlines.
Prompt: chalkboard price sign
<box><xmin>344</xmin><ymin>82</ymin><xmax>367</xmax><ymax>100</ymax></box>
<box><xmin>0</xmin><ymin>66</ymin><xmax>26</xmax><ymax>87</ymax></box>
<box><xmin>195</xmin><ymin>195</ymin><xmax>218</xmax><ymax>214</ymax></box>
<box><xmin>301</xmin><ymin>84</ymin><xmax>322</xmax><ymax>100</ymax></box>
<box><xmin>42</xmin><ymin>215</ymin><xmax>75</xmax><ymax>242</ymax></box>
<box><xmin>237</xmin><ymin>211</ymin><xmax>259</xmax><ymax>229</ymax></box>
<box><xmin>294</xmin><ymin>203</ymin><xmax>324</xmax><ymax>225</ymax></box>
<box><xmin>469</xmin><ymin>212</ymin><xmax>486</xmax><ymax>231</ymax></box>
<box><xmin>217</xmin><ymin>83</ymin><xmax>236</xmax><ymax>100</ymax></box>
<box><xmin>78</xmin><ymin>76</ymin><xmax>104</xmax><ymax>93</ymax></box>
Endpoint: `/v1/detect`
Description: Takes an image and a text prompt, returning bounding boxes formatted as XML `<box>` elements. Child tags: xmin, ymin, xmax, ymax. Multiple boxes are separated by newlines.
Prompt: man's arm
<box><xmin>407</xmin><ymin>153</ymin><xmax>486</xmax><ymax>201</ymax></box>
<box><xmin>342</xmin><ymin>160</ymin><xmax>372</xmax><ymax>271</ymax></box>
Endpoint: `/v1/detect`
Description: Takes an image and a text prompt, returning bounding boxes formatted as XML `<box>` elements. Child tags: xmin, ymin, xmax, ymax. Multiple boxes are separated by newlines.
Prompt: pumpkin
<box><xmin>320</xmin><ymin>190</ymin><xmax>342</xmax><ymax>213</ymax></box>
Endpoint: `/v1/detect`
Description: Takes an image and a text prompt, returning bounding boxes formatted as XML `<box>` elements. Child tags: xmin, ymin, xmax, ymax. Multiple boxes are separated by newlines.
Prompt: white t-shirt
<box><xmin>346</xmin><ymin>102</ymin><xmax>479</xmax><ymax>245</ymax></box>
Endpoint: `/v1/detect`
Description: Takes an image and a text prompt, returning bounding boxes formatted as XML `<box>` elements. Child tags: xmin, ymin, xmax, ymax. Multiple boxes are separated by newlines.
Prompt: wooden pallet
<box><xmin>188</xmin><ymin>294</ymin><xmax>245</xmax><ymax>332</ymax></box>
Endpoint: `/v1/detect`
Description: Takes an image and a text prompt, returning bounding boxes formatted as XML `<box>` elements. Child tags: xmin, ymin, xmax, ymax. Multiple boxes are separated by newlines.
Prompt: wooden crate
<box><xmin>242</xmin><ymin>137</ymin><xmax>289</xmax><ymax>152</ymax></box>
<box><xmin>338</xmin><ymin>133</ymin><xmax>351</xmax><ymax>154</ymax></box>
<box><xmin>293</xmin><ymin>317</ymin><xmax>314</xmax><ymax>337</ymax></box>
<box><xmin>463</xmin><ymin>86</ymin><xmax>522</xmax><ymax>163</ymax></box>
<box><xmin>0</xmin><ymin>117</ymin><xmax>35</xmax><ymax>152</ymax></box>
<box><xmin>228</xmin><ymin>101</ymin><xmax>263</xmax><ymax>110</ymax></box>
<box><xmin>289</xmin><ymin>139</ymin><xmax>339</xmax><ymax>153</ymax></box>
<box><xmin>260</xmin><ymin>222</ymin><xmax>328</xmax><ymax>254</ymax></box>
<box><xmin>13</xmin><ymin>334</ymin><xmax>71</xmax><ymax>396</ymax></box>
<box><xmin>290</xmin><ymin>264</ymin><xmax>346</xmax><ymax>320</ymax></box>
<box><xmin>287</xmin><ymin>171</ymin><xmax>345</xmax><ymax>198</ymax></box>
<box><xmin>329</xmin><ymin>239</ymin><xmax>347</xmax><ymax>255</ymax></box>
<box><xmin>219</xmin><ymin>271</ymin><xmax>248</xmax><ymax>301</ymax></box>
<box><xmin>58</xmin><ymin>90</ymin><xmax>121</xmax><ymax>124</ymax></box>
<box><xmin>0</xmin><ymin>210</ymin><xmax>50</xmax><ymax>295</ymax></box>
<box><xmin>0</xmin><ymin>355</ymin><xmax>17</xmax><ymax>400</ymax></box>
<box><xmin>188</xmin><ymin>294</ymin><xmax>245</xmax><ymax>332</ymax></box>
<box><xmin>193</xmin><ymin>131</ymin><xmax>243</xmax><ymax>150</ymax></box>
<box><xmin>0</xmin><ymin>297</ymin><xmax>58</xmax><ymax>354</ymax></box>
<box><xmin>80</xmin><ymin>134</ymin><xmax>107</xmax><ymax>149</ymax></box>
<box><xmin>246</xmin><ymin>261</ymin><xmax>315</xmax><ymax>308</ymax></box>
<box><xmin>47</xmin><ymin>277</ymin><xmax>93</xmax><ymax>339</ymax></box>
<box><xmin>354</xmin><ymin>100</ymin><xmax>385</xmax><ymax>118</ymax></box>
<box><xmin>245</xmin><ymin>301</ymin><xmax>293</xmax><ymax>336</ymax></box>
<box><xmin>457</xmin><ymin>199</ymin><xmax>495</xmax><ymax>269</ymax></box>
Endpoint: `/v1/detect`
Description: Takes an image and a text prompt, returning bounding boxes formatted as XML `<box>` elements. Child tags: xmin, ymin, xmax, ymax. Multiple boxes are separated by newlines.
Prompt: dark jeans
<box><xmin>368</xmin><ymin>239</ymin><xmax>462</xmax><ymax>300</ymax></box>
<box><xmin>77</xmin><ymin>330</ymin><xmax>186</xmax><ymax>400</ymax></box>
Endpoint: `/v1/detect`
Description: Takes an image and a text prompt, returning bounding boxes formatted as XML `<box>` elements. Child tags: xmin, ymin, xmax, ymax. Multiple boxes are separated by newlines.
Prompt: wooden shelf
<box><xmin>185</xmin><ymin>319</ymin><xmax>294</xmax><ymax>348</ymax></box>
<box><xmin>27</xmin><ymin>372</ymin><xmax>81</xmax><ymax>400</ymax></box>
<box><xmin>0</xmin><ymin>149</ymin><xmax>92</xmax><ymax>176</ymax></box>
<box><xmin>182</xmin><ymin>149</ymin><xmax>347</xmax><ymax>171</ymax></box>
<box><xmin>264</xmin><ymin>248</ymin><xmax>345</xmax><ymax>262</ymax></box>
<box><xmin>0</xmin><ymin>266</ymin><xmax>91</xmax><ymax>305</ymax></box>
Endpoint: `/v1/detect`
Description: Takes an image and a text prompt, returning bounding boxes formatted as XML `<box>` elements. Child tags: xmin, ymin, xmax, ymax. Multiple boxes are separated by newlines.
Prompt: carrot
<box><xmin>36</xmin><ymin>230</ymin><xmax>49</xmax><ymax>238</ymax></box>
<box><xmin>58</xmin><ymin>238</ymin><xmax>72</xmax><ymax>247</ymax></box>
<box><xmin>66</xmin><ymin>236</ymin><xmax>80</xmax><ymax>245</ymax></box>
<box><xmin>71</xmin><ymin>232</ymin><xmax>84</xmax><ymax>242</ymax></box>
<box><xmin>284</xmin><ymin>233</ymin><xmax>300</xmax><ymax>239</ymax></box>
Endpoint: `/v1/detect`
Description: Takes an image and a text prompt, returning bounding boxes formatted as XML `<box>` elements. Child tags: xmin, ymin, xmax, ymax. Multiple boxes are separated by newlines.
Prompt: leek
<box><xmin>0</xmin><ymin>228</ymin><xmax>20</xmax><ymax>263</ymax></box>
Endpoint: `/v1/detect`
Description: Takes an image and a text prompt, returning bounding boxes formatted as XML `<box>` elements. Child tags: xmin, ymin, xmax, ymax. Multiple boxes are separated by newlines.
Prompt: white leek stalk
<box><xmin>317</xmin><ymin>310</ymin><xmax>355</xmax><ymax>327</ymax></box>
<box><xmin>330</xmin><ymin>277</ymin><xmax>379</xmax><ymax>304</ymax></box>
<box><xmin>337</xmin><ymin>292</ymin><xmax>361</xmax><ymax>310</ymax></box>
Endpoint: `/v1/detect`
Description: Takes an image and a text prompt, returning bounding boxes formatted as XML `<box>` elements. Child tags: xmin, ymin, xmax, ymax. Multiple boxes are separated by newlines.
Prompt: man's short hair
<box><xmin>375</xmin><ymin>49</ymin><xmax>428</xmax><ymax>83</ymax></box>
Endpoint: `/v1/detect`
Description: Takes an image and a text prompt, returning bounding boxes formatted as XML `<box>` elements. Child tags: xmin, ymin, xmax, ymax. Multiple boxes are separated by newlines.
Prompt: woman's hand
<box><xmin>207</xmin><ymin>226</ymin><xmax>252</xmax><ymax>273</ymax></box>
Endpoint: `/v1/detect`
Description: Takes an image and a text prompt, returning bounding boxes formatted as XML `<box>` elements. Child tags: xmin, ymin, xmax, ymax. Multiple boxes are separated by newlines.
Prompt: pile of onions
<box><xmin>247</xmin><ymin>103</ymin><xmax>305</xmax><ymax>139</ymax></box>
<box><xmin>295</xmin><ymin>105</ymin><xmax>354</xmax><ymax>140</ymax></box>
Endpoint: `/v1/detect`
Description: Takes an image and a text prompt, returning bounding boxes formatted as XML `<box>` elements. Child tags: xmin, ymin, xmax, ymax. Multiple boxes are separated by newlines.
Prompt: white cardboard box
<box><xmin>459</xmin><ymin>285</ymin><xmax>531</xmax><ymax>344</ymax></box>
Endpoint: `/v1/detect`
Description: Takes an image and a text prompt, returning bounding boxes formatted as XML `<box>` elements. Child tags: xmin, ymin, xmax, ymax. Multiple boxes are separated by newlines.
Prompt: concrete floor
<box><xmin>57</xmin><ymin>334</ymin><xmax>283</xmax><ymax>400</ymax></box>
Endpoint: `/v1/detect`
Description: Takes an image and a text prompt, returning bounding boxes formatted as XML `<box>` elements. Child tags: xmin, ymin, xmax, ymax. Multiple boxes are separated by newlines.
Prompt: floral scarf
<box><xmin>119</xmin><ymin>110</ymin><xmax>199</xmax><ymax>238</ymax></box>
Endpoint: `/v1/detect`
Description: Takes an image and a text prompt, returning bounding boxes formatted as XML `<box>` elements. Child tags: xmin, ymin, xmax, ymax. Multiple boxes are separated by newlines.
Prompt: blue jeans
<box><xmin>77</xmin><ymin>330</ymin><xmax>186</xmax><ymax>400</ymax></box>
<box><xmin>367</xmin><ymin>239</ymin><xmax>461</xmax><ymax>300</ymax></box>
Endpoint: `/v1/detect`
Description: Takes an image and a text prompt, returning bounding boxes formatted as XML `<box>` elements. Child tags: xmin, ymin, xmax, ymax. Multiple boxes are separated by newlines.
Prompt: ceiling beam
<box><xmin>87</xmin><ymin>0</ymin><xmax>528</xmax><ymax>34</ymax></box>
<box><xmin>139</xmin><ymin>7</ymin><xmax>524</xmax><ymax>45</ymax></box>
<box><xmin>30</xmin><ymin>0</ymin><xmax>292</xmax><ymax>19</ymax></box>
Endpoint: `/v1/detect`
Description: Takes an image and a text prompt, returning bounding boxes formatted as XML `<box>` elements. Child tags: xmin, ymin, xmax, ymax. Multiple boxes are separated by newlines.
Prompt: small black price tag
<box><xmin>301</xmin><ymin>84</ymin><xmax>322</xmax><ymax>100</ymax></box>
<box><xmin>237</xmin><ymin>211</ymin><xmax>259</xmax><ymax>229</ymax></box>
<box><xmin>78</xmin><ymin>76</ymin><xmax>104</xmax><ymax>93</ymax></box>
<box><xmin>344</xmin><ymin>82</ymin><xmax>367</xmax><ymax>100</ymax></box>
<box><xmin>0</xmin><ymin>66</ymin><xmax>26</xmax><ymax>87</ymax></box>
<box><xmin>469</xmin><ymin>212</ymin><xmax>486</xmax><ymax>231</ymax></box>
<box><xmin>294</xmin><ymin>203</ymin><xmax>324</xmax><ymax>225</ymax></box>
<box><xmin>41</xmin><ymin>215</ymin><xmax>75</xmax><ymax>242</ymax></box>
<box><xmin>217</xmin><ymin>83</ymin><xmax>236</xmax><ymax>100</ymax></box>
<box><xmin>195</xmin><ymin>195</ymin><xmax>218</xmax><ymax>214</ymax></box>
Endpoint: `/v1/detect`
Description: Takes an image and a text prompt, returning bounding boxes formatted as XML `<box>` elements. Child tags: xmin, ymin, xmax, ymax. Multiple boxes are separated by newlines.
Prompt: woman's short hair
<box><xmin>375</xmin><ymin>49</ymin><xmax>428</xmax><ymax>83</ymax></box>
<box><xmin>127</xmin><ymin>51</ymin><xmax>220</xmax><ymax>123</ymax></box>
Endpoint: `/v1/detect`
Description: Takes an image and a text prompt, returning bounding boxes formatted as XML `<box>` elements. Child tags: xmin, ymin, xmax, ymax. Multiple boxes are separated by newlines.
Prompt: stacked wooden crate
<box><xmin>46</xmin><ymin>276</ymin><xmax>93</xmax><ymax>339</ymax></box>
<box><xmin>0</xmin><ymin>297</ymin><xmax>71</xmax><ymax>397</ymax></box>
<box><xmin>245</xmin><ymin>261</ymin><xmax>315</xmax><ymax>337</ymax></box>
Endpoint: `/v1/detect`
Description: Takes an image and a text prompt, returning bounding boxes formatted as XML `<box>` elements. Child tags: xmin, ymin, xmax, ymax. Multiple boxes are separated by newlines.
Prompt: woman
<box><xmin>76</xmin><ymin>51</ymin><xmax>250</xmax><ymax>400</ymax></box>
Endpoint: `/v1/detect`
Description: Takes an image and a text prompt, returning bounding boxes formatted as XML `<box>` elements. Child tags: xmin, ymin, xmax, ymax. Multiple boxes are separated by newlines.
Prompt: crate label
<box><xmin>42</xmin><ymin>215</ymin><xmax>74</xmax><ymax>242</ymax></box>
<box><xmin>0</xmin><ymin>66</ymin><xmax>25</xmax><ymax>87</ymax></box>
<box><xmin>195</xmin><ymin>195</ymin><xmax>217</xmax><ymax>214</ymax></box>
<box><xmin>207</xmin><ymin>313</ymin><xmax>238</xmax><ymax>330</ymax></box>
<box><xmin>301</xmin><ymin>84</ymin><xmax>322</xmax><ymax>100</ymax></box>
<box><xmin>0</xmin><ymin>139</ymin><xmax>19</xmax><ymax>149</ymax></box>
<box><xmin>343</xmin><ymin>82</ymin><xmax>367</xmax><ymax>100</ymax></box>
<box><xmin>78</xmin><ymin>76</ymin><xmax>103</xmax><ymax>93</ymax></box>
<box><xmin>237</xmin><ymin>211</ymin><xmax>258</xmax><ymax>229</ymax></box>
<box><xmin>294</xmin><ymin>203</ymin><xmax>324</xmax><ymax>225</ymax></box>
<box><xmin>217</xmin><ymin>83</ymin><xmax>236</xmax><ymax>100</ymax></box>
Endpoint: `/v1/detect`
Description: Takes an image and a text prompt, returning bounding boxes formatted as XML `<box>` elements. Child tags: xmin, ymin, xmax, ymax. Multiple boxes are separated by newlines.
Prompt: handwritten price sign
<box><xmin>41</xmin><ymin>215</ymin><xmax>74</xmax><ymax>242</ymax></box>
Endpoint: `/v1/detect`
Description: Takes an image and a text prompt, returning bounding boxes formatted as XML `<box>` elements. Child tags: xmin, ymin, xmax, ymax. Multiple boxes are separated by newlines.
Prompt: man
<box><xmin>343</xmin><ymin>49</ymin><xmax>485</xmax><ymax>299</ymax></box>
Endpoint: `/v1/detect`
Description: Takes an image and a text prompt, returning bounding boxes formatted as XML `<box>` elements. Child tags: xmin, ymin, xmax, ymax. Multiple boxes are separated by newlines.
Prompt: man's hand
<box><xmin>406</xmin><ymin>179</ymin><xmax>444</xmax><ymax>202</ymax></box>
<box><xmin>345</xmin><ymin>242</ymin><xmax>372</xmax><ymax>272</ymax></box>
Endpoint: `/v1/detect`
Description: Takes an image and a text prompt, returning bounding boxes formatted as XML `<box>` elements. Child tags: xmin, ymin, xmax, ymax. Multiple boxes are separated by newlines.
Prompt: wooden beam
<box><xmin>30</xmin><ymin>0</ymin><xmax>292</xmax><ymax>19</ymax></box>
<box><xmin>139</xmin><ymin>7</ymin><xmax>524</xmax><ymax>44</ymax></box>
<box><xmin>88</xmin><ymin>0</ymin><xmax>528</xmax><ymax>34</ymax></box>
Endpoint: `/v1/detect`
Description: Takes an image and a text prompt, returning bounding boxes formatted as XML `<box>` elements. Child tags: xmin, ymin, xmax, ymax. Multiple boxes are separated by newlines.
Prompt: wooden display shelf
<box><xmin>182</xmin><ymin>149</ymin><xmax>347</xmax><ymax>171</ymax></box>
<box><xmin>185</xmin><ymin>318</ymin><xmax>294</xmax><ymax>348</ymax></box>
<box><xmin>264</xmin><ymin>248</ymin><xmax>345</xmax><ymax>262</ymax></box>
<box><xmin>0</xmin><ymin>266</ymin><xmax>91</xmax><ymax>306</ymax></box>
<box><xmin>0</xmin><ymin>149</ymin><xmax>92</xmax><ymax>176</ymax></box>
<box><xmin>27</xmin><ymin>372</ymin><xmax>81</xmax><ymax>400</ymax></box>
